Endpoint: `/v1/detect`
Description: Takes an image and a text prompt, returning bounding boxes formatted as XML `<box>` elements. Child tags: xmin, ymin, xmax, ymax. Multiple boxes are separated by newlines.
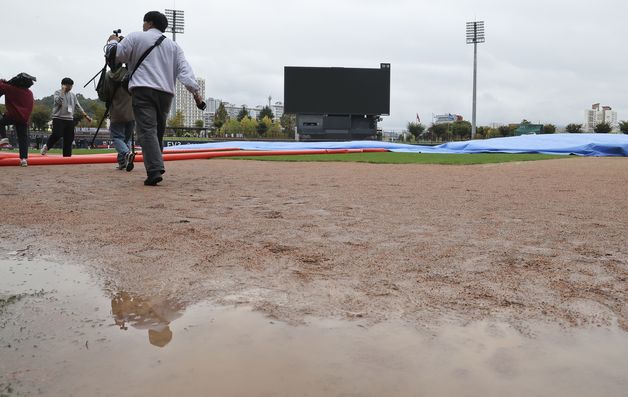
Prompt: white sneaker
<box><xmin>40</xmin><ymin>144</ymin><xmax>48</xmax><ymax>155</ymax></box>
<box><xmin>20</xmin><ymin>159</ymin><xmax>28</xmax><ymax>167</ymax></box>
<box><xmin>0</xmin><ymin>138</ymin><xmax>9</xmax><ymax>146</ymax></box>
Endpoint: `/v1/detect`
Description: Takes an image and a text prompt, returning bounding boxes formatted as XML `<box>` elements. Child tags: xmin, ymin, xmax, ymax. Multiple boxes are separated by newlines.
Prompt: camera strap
<box><xmin>126</xmin><ymin>35</ymin><xmax>167</xmax><ymax>84</ymax></box>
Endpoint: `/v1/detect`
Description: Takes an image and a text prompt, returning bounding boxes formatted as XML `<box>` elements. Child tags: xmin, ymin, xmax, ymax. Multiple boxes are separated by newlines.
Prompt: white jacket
<box><xmin>107</xmin><ymin>28</ymin><xmax>200</xmax><ymax>95</ymax></box>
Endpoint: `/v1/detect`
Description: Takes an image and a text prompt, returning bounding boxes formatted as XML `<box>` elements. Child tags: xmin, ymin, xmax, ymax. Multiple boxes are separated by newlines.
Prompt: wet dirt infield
<box><xmin>1</xmin><ymin>157</ymin><xmax>627</xmax><ymax>332</ymax></box>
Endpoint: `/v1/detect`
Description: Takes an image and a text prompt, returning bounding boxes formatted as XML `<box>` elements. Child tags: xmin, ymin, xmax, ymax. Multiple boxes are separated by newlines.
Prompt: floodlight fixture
<box><xmin>165</xmin><ymin>9</ymin><xmax>185</xmax><ymax>41</ymax></box>
<box><xmin>466</xmin><ymin>21</ymin><xmax>485</xmax><ymax>139</ymax></box>
<box><xmin>466</xmin><ymin>21</ymin><xmax>485</xmax><ymax>44</ymax></box>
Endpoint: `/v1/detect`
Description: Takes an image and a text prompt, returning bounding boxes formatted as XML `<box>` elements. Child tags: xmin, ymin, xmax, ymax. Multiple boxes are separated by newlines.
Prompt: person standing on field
<box><xmin>108</xmin><ymin>66</ymin><xmax>136</xmax><ymax>171</ymax></box>
<box><xmin>41</xmin><ymin>77</ymin><xmax>92</xmax><ymax>157</ymax></box>
<box><xmin>0</xmin><ymin>72</ymin><xmax>36</xmax><ymax>166</ymax></box>
<box><xmin>105</xmin><ymin>11</ymin><xmax>205</xmax><ymax>186</ymax></box>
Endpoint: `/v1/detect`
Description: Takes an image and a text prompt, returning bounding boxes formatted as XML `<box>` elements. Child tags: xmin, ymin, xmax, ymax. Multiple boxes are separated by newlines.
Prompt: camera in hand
<box><xmin>113</xmin><ymin>29</ymin><xmax>124</xmax><ymax>40</ymax></box>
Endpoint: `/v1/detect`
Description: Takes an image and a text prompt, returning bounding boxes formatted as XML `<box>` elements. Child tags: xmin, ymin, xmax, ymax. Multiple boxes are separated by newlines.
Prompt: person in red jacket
<box><xmin>0</xmin><ymin>73</ymin><xmax>36</xmax><ymax>166</ymax></box>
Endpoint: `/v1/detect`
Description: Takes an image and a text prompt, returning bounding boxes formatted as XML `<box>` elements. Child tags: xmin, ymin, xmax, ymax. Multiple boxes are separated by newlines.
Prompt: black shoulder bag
<box><xmin>121</xmin><ymin>35</ymin><xmax>166</xmax><ymax>93</ymax></box>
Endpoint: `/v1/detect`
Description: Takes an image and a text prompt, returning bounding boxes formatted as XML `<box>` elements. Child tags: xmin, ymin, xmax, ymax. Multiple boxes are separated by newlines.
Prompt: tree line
<box><xmin>9</xmin><ymin>96</ymin><xmax>628</xmax><ymax>139</ymax></box>
<box><xmin>209</xmin><ymin>103</ymin><xmax>296</xmax><ymax>138</ymax></box>
<box><xmin>26</xmin><ymin>94</ymin><xmax>106</xmax><ymax>131</ymax></box>
<box><xmin>405</xmin><ymin>119</ymin><xmax>628</xmax><ymax>142</ymax></box>
<box><xmin>18</xmin><ymin>95</ymin><xmax>299</xmax><ymax>138</ymax></box>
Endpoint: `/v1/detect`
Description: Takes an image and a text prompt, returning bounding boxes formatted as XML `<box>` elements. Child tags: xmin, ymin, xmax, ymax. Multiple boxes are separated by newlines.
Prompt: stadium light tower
<box><xmin>165</xmin><ymin>9</ymin><xmax>185</xmax><ymax>42</ymax></box>
<box><xmin>466</xmin><ymin>21</ymin><xmax>485</xmax><ymax>139</ymax></box>
<box><xmin>165</xmin><ymin>9</ymin><xmax>185</xmax><ymax>123</ymax></box>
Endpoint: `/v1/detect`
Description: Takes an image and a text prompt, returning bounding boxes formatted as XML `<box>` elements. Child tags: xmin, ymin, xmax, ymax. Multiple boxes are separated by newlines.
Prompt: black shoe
<box><xmin>125</xmin><ymin>152</ymin><xmax>135</xmax><ymax>172</ymax></box>
<box><xmin>144</xmin><ymin>174</ymin><xmax>163</xmax><ymax>186</ymax></box>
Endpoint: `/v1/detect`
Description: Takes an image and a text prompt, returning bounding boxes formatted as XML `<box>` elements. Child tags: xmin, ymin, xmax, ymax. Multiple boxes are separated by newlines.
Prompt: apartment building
<box><xmin>584</xmin><ymin>103</ymin><xmax>618</xmax><ymax>132</ymax></box>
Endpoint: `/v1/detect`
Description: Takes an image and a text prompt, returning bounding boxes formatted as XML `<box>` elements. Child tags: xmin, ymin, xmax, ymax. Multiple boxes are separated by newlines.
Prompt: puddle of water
<box><xmin>1</xmin><ymin>254</ymin><xmax>628</xmax><ymax>397</ymax></box>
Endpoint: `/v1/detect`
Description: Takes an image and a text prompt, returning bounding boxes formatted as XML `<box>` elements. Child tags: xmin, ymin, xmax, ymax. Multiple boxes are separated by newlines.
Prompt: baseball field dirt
<box><xmin>1</xmin><ymin>156</ymin><xmax>626</xmax><ymax>333</ymax></box>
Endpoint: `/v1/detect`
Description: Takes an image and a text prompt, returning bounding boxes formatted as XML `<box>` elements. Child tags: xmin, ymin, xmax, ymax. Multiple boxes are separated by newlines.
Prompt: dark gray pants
<box><xmin>0</xmin><ymin>114</ymin><xmax>29</xmax><ymax>159</ymax></box>
<box><xmin>131</xmin><ymin>87</ymin><xmax>173</xmax><ymax>176</ymax></box>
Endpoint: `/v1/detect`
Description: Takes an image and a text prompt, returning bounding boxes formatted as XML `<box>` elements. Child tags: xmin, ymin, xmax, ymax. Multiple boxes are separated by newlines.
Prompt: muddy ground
<box><xmin>1</xmin><ymin>157</ymin><xmax>627</xmax><ymax>334</ymax></box>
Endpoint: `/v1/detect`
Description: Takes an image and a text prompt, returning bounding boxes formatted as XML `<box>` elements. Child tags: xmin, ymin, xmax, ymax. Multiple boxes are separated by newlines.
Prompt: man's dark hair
<box><xmin>144</xmin><ymin>11</ymin><xmax>168</xmax><ymax>33</ymax></box>
<box><xmin>61</xmin><ymin>77</ymin><xmax>74</xmax><ymax>85</ymax></box>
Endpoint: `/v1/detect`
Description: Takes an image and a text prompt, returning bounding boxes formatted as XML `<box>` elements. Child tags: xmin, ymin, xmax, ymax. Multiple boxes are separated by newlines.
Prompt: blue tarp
<box><xmin>164</xmin><ymin>134</ymin><xmax>628</xmax><ymax>157</ymax></box>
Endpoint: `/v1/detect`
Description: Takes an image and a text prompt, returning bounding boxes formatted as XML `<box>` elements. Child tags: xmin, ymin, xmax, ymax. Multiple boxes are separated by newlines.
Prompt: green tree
<box><xmin>168</xmin><ymin>110</ymin><xmax>185</xmax><ymax>128</ymax></box>
<box><xmin>258</xmin><ymin>106</ymin><xmax>274</xmax><ymax>121</ymax></box>
<box><xmin>30</xmin><ymin>105</ymin><xmax>51</xmax><ymax>131</ymax></box>
<box><xmin>475</xmin><ymin>126</ymin><xmax>489</xmax><ymax>139</ymax></box>
<box><xmin>280</xmin><ymin>113</ymin><xmax>296</xmax><ymax>134</ymax></box>
<box><xmin>75</xmin><ymin>112</ymin><xmax>92</xmax><ymax>129</ymax></box>
<box><xmin>619</xmin><ymin>121</ymin><xmax>628</xmax><ymax>134</ymax></box>
<box><xmin>594</xmin><ymin>122</ymin><xmax>612</xmax><ymax>133</ymax></box>
<box><xmin>194</xmin><ymin>119</ymin><xmax>204</xmax><ymax>128</ymax></box>
<box><xmin>268</xmin><ymin>120</ymin><xmax>282</xmax><ymax>136</ymax></box>
<box><xmin>236</xmin><ymin>106</ymin><xmax>250</xmax><ymax>121</ymax></box>
<box><xmin>497</xmin><ymin>126</ymin><xmax>509</xmax><ymax>137</ymax></box>
<box><xmin>75</xmin><ymin>94</ymin><xmax>102</xmax><ymax>122</ymax></box>
<box><xmin>220</xmin><ymin>118</ymin><xmax>240</xmax><ymax>135</ymax></box>
<box><xmin>485</xmin><ymin>128</ymin><xmax>502</xmax><ymax>138</ymax></box>
<box><xmin>427</xmin><ymin>123</ymin><xmax>450</xmax><ymax>141</ymax></box>
<box><xmin>214</xmin><ymin>102</ymin><xmax>228</xmax><ymax>130</ymax></box>
<box><xmin>257</xmin><ymin>116</ymin><xmax>273</xmax><ymax>135</ymax></box>
<box><xmin>406</xmin><ymin>121</ymin><xmax>425</xmax><ymax>140</ymax></box>
<box><xmin>240</xmin><ymin>117</ymin><xmax>258</xmax><ymax>136</ymax></box>
<box><xmin>90</xmin><ymin>102</ymin><xmax>107</xmax><ymax>128</ymax></box>
<box><xmin>0</xmin><ymin>104</ymin><xmax>5</xmax><ymax>114</ymax></box>
<box><xmin>35</xmin><ymin>95</ymin><xmax>54</xmax><ymax>109</ymax></box>
<box><xmin>451</xmin><ymin>121</ymin><xmax>472</xmax><ymax>140</ymax></box>
<box><xmin>565</xmin><ymin>123</ymin><xmax>582</xmax><ymax>133</ymax></box>
<box><xmin>543</xmin><ymin>124</ymin><xmax>556</xmax><ymax>134</ymax></box>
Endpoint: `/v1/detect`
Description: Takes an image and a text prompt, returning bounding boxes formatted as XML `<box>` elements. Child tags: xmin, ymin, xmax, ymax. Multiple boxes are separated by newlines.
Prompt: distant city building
<box><xmin>252</xmin><ymin>105</ymin><xmax>264</xmax><ymax>119</ymax></box>
<box><xmin>272</xmin><ymin>102</ymin><xmax>284</xmax><ymax>120</ymax></box>
<box><xmin>222</xmin><ymin>102</ymin><xmax>240</xmax><ymax>119</ymax></box>
<box><xmin>203</xmin><ymin>111</ymin><xmax>214</xmax><ymax>127</ymax></box>
<box><xmin>433</xmin><ymin>113</ymin><xmax>463</xmax><ymax>124</ymax></box>
<box><xmin>171</xmin><ymin>78</ymin><xmax>205</xmax><ymax>127</ymax></box>
<box><xmin>585</xmin><ymin>103</ymin><xmax>618</xmax><ymax>132</ymax></box>
<box><xmin>205</xmin><ymin>97</ymin><xmax>222</xmax><ymax>114</ymax></box>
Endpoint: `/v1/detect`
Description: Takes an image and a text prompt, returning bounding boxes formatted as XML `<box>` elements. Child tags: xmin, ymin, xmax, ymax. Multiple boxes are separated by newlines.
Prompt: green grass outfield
<box><xmin>226</xmin><ymin>152</ymin><xmax>568</xmax><ymax>165</ymax></box>
<box><xmin>57</xmin><ymin>148</ymin><xmax>116</xmax><ymax>155</ymax></box>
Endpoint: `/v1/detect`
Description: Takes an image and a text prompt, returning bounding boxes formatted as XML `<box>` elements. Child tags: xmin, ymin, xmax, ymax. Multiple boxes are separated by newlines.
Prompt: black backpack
<box><xmin>96</xmin><ymin>65</ymin><xmax>127</xmax><ymax>104</ymax></box>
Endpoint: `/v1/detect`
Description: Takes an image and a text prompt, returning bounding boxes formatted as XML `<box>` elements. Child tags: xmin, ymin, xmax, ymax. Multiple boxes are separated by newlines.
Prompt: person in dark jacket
<box><xmin>108</xmin><ymin>66</ymin><xmax>136</xmax><ymax>171</ymax></box>
<box><xmin>0</xmin><ymin>72</ymin><xmax>36</xmax><ymax>166</ymax></box>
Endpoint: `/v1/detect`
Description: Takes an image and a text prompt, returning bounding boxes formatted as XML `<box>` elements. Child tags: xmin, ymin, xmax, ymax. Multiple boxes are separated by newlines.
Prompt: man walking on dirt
<box><xmin>105</xmin><ymin>11</ymin><xmax>204</xmax><ymax>186</ymax></box>
<box><xmin>0</xmin><ymin>73</ymin><xmax>36</xmax><ymax>166</ymax></box>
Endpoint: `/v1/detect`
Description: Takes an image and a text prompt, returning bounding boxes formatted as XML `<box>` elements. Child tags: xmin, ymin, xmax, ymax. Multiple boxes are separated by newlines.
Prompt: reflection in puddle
<box><xmin>1</xmin><ymin>255</ymin><xmax>628</xmax><ymax>397</ymax></box>
<box><xmin>111</xmin><ymin>292</ymin><xmax>183</xmax><ymax>348</ymax></box>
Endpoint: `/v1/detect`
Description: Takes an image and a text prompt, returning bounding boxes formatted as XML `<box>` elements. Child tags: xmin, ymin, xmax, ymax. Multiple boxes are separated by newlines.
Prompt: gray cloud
<box><xmin>1</xmin><ymin>0</ymin><xmax>625</xmax><ymax>129</ymax></box>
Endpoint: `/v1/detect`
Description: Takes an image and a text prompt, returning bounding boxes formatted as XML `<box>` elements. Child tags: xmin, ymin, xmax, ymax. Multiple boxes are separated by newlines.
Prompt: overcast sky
<box><xmin>1</xmin><ymin>0</ymin><xmax>626</xmax><ymax>130</ymax></box>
